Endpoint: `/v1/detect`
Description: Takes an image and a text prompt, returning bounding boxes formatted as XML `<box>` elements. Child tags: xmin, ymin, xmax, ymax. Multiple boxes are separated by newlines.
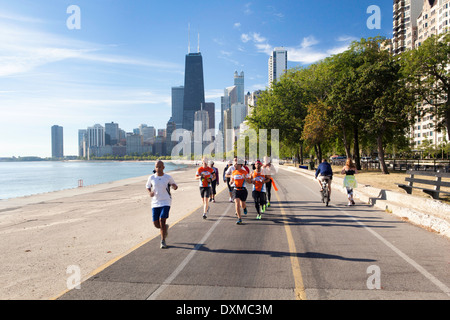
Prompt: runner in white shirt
<box><xmin>146</xmin><ymin>160</ymin><xmax>178</xmax><ymax>249</ymax></box>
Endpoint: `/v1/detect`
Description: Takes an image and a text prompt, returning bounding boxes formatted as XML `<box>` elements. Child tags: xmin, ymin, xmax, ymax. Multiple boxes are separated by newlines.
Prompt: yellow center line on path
<box><xmin>274</xmin><ymin>189</ymin><xmax>307</xmax><ymax>300</ymax></box>
<box><xmin>51</xmin><ymin>183</ymin><xmax>229</xmax><ymax>300</ymax></box>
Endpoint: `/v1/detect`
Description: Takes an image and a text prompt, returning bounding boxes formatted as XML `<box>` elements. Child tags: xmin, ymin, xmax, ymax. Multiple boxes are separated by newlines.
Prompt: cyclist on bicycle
<box><xmin>315</xmin><ymin>158</ymin><xmax>333</xmax><ymax>199</ymax></box>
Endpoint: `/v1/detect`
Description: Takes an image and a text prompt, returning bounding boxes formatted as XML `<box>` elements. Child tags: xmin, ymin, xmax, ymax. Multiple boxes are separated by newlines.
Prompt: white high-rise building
<box><xmin>139</xmin><ymin>124</ymin><xmax>156</xmax><ymax>144</ymax></box>
<box><xmin>409</xmin><ymin>0</ymin><xmax>448</xmax><ymax>148</ymax></box>
<box><xmin>87</xmin><ymin>124</ymin><xmax>105</xmax><ymax>148</ymax></box>
<box><xmin>84</xmin><ymin>124</ymin><xmax>106</xmax><ymax>159</ymax></box>
<box><xmin>220</xmin><ymin>85</ymin><xmax>237</xmax><ymax>134</ymax></box>
<box><xmin>268</xmin><ymin>47</ymin><xmax>287</xmax><ymax>86</ymax></box>
<box><xmin>234</xmin><ymin>71</ymin><xmax>245</xmax><ymax>104</ymax></box>
<box><xmin>393</xmin><ymin>0</ymin><xmax>423</xmax><ymax>55</ymax></box>
<box><xmin>231</xmin><ymin>103</ymin><xmax>246</xmax><ymax>129</ymax></box>
<box><xmin>438</xmin><ymin>0</ymin><xmax>450</xmax><ymax>34</ymax></box>
<box><xmin>194</xmin><ymin>109</ymin><xmax>210</xmax><ymax>135</ymax></box>
<box><xmin>416</xmin><ymin>0</ymin><xmax>439</xmax><ymax>48</ymax></box>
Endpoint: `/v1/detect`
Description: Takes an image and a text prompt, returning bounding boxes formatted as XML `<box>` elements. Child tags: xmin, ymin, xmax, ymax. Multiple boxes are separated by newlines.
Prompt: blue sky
<box><xmin>0</xmin><ymin>0</ymin><xmax>393</xmax><ymax>157</ymax></box>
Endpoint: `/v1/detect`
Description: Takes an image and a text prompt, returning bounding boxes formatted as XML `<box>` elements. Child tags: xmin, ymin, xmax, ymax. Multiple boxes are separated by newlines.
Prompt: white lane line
<box><xmin>335</xmin><ymin>206</ymin><xmax>450</xmax><ymax>297</ymax></box>
<box><xmin>280</xmin><ymin>166</ymin><xmax>450</xmax><ymax>297</ymax></box>
<box><xmin>147</xmin><ymin>203</ymin><xmax>233</xmax><ymax>300</ymax></box>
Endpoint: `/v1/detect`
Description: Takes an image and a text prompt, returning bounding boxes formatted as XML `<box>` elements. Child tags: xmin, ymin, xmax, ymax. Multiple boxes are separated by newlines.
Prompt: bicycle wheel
<box><xmin>321</xmin><ymin>181</ymin><xmax>326</xmax><ymax>203</ymax></box>
<box><xmin>324</xmin><ymin>188</ymin><xmax>329</xmax><ymax>206</ymax></box>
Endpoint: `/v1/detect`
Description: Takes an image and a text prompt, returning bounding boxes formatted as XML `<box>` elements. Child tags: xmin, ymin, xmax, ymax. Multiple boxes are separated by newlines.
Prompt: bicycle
<box><xmin>320</xmin><ymin>179</ymin><xmax>330</xmax><ymax>206</ymax></box>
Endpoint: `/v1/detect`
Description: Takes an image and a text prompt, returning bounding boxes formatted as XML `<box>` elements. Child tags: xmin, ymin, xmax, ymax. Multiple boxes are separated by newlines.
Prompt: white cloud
<box><xmin>0</xmin><ymin>20</ymin><xmax>181</xmax><ymax>77</ymax></box>
<box><xmin>288</xmin><ymin>48</ymin><xmax>328</xmax><ymax>65</ymax></box>
<box><xmin>241</xmin><ymin>31</ymin><xmax>354</xmax><ymax>65</ymax></box>
<box><xmin>327</xmin><ymin>44</ymin><xmax>352</xmax><ymax>56</ymax></box>
<box><xmin>255</xmin><ymin>43</ymin><xmax>273</xmax><ymax>55</ymax></box>
<box><xmin>301</xmin><ymin>36</ymin><xmax>320</xmax><ymax>48</ymax></box>
<box><xmin>241</xmin><ymin>32</ymin><xmax>272</xmax><ymax>54</ymax></box>
<box><xmin>337</xmin><ymin>35</ymin><xmax>358</xmax><ymax>42</ymax></box>
<box><xmin>220</xmin><ymin>50</ymin><xmax>233</xmax><ymax>57</ymax></box>
<box><xmin>244</xmin><ymin>3</ymin><xmax>253</xmax><ymax>15</ymax></box>
<box><xmin>0</xmin><ymin>11</ymin><xmax>45</xmax><ymax>24</ymax></box>
<box><xmin>241</xmin><ymin>33</ymin><xmax>252</xmax><ymax>43</ymax></box>
<box><xmin>249</xmin><ymin>83</ymin><xmax>268</xmax><ymax>91</ymax></box>
<box><xmin>234</xmin><ymin>22</ymin><xmax>241</xmax><ymax>29</ymax></box>
<box><xmin>205</xmin><ymin>89</ymin><xmax>224</xmax><ymax>100</ymax></box>
<box><xmin>218</xmin><ymin>51</ymin><xmax>241</xmax><ymax>66</ymax></box>
<box><xmin>252</xmin><ymin>33</ymin><xmax>267</xmax><ymax>43</ymax></box>
<box><xmin>266</xmin><ymin>6</ymin><xmax>285</xmax><ymax>20</ymax></box>
<box><xmin>288</xmin><ymin>36</ymin><xmax>354</xmax><ymax>64</ymax></box>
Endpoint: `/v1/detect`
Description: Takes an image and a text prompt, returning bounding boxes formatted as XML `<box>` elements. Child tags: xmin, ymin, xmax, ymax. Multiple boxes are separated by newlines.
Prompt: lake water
<box><xmin>0</xmin><ymin>161</ymin><xmax>185</xmax><ymax>200</ymax></box>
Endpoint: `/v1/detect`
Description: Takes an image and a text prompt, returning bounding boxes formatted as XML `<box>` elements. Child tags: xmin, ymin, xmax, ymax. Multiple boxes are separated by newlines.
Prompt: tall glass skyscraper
<box><xmin>234</xmin><ymin>71</ymin><xmax>244</xmax><ymax>104</ymax></box>
<box><xmin>182</xmin><ymin>52</ymin><xmax>205</xmax><ymax>132</ymax></box>
<box><xmin>268</xmin><ymin>47</ymin><xmax>287</xmax><ymax>86</ymax></box>
<box><xmin>51</xmin><ymin>125</ymin><xmax>64</xmax><ymax>158</ymax></box>
<box><xmin>171</xmin><ymin>86</ymin><xmax>184</xmax><ymax>129</ymax></box>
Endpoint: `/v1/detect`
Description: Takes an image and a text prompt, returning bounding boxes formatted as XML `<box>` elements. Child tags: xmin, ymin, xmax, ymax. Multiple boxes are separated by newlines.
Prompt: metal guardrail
<box><xmin>281</xmin><ymin>159</ymin><xmax>450</xmax><ymax>173</ymax></box>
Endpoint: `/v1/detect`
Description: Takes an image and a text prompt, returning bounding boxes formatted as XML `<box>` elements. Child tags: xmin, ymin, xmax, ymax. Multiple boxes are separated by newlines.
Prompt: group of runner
<box><xmin>197</xmin><ymin>157</ymin><xmax>276</xmax><ymax>225</ymax></box>
<box><xmin>146</xmin><ymin>157</ymin><xmax>357</xmax><ymax>249</ymax></box>
<box><xmin>145</xmin><ymin>158</ymin><xmax>276</xmax><ymax>248</ymax></box>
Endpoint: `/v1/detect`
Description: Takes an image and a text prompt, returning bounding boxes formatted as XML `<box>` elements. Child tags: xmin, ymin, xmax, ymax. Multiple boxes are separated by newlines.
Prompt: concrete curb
<box><xmin>279</xmin><ymin>165</ymin><xmax>450</xmax><ymax>239</ymax></box>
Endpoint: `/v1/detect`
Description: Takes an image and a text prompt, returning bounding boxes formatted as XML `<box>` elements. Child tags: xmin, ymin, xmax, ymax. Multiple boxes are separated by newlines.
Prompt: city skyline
<box><xmin>0</xmin><ymin>0</ymin><xmax>394</xmax><ymax>157</ymax></box>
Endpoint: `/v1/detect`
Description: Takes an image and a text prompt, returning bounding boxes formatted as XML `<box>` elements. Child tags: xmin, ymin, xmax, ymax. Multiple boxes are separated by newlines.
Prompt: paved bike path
<box><xmin>59</xmin><ymin>167</ymin><xmax>450</xmax><ymax>300</ymax></box>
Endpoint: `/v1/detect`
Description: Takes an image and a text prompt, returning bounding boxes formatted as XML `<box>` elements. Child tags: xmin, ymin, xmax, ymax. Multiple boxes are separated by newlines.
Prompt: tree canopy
<box><xmin>247</xmin><ymin>36</ymin><xmax>423</xmax><ymax>174</ymax></box>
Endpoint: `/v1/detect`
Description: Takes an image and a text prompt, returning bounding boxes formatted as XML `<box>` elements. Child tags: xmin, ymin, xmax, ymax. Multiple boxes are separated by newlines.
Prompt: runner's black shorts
<box><xmin>199</xmin><ymin>186</ymin><xmax>212</xmax><ymax>198</ymax></box>
<box><xmin>232</xmin><ymin>188</ymin><xmax>248</xmax><ymax>201</ymax></box>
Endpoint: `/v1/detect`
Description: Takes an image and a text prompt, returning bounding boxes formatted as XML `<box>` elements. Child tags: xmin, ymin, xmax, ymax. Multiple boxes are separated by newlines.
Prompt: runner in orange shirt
<box><xmin>195</xmin><ymin>158</ymin><xmax>215</xmax><ymax>219</ymax></box>
<box><xmin>227</xmin><ymin>158</ymin><xmax>251</xmax><ymax>224</ymax></box>
<box><xmin>251</xmin><ymin>160</ymin><xmax>271</xmax><ymax>220</ymax></box>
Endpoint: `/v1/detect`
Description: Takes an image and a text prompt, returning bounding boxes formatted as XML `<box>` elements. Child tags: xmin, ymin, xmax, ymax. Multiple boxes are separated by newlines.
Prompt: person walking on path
<box><xmin>195</xmin><ymin>157</ymin><xmax>216</xmax><ymax>219</ymax></box>
<box><xmin>251</xmin><ymin>160</ymin><xmax>270</xmax><ymax>220</ymax></box>
<box><xmin>209</xmin><ymin>160</ymin><xmax>219</xmax><ymax>203</ymax></box>
<box><xmin>146</xmin><ymin>160</ymin><xmax>178</xmax><ymax>249</ymax></box>
<box><xmin>223</xmin><ymin>160</ymin><xmax>234</xmax><ymax>202</ymax></box>
<box><xmin>225</xmin><ymin>157</ymin><xmax>238</xmax><ymax>202</ymax></box>
<box><xmin>341</xmin><ymin>158</ymin><xmax>358</xmax><ymax>206</ymax></box>
<box><xmin>262</xmin><ymin>157</ymin><xmax>275</xmax><ymax>207</ymax></box>
<box><xmin>227</xmin><ymin>159</ymin><xmax>251</xmax><ymax>225</ymax></box>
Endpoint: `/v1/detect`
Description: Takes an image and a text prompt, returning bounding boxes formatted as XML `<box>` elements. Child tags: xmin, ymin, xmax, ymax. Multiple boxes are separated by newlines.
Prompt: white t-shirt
<box><xmin>262</xmin><ymin>164</ymin><xmax>277</xmax><ymax>176</ymax></box>
<box><xmin>225</xmin><ymin>165</ymin><xmax>236</xmax><ymax>187</ymax></box>
<box><xmin>146</xmin><ymin>174</ymin><xmax>176</xmax><ymax>208</ymax></box>
<box><xmin>225</xmin><ymin>165</ymin><xmax>235</xmax><ymax>176</ymax></box>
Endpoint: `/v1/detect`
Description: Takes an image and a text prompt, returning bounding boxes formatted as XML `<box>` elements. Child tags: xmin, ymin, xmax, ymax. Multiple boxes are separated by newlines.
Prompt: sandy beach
<box><xmin>0</xmin><ymin>161</ymin><xmax>227</xmax><ymax>300</ymax></box>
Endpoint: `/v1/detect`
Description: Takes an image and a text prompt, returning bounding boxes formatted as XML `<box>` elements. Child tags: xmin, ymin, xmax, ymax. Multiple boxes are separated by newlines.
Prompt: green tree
<box><xmin>402</xmin><ymin>33</ymin><xmax>450</xmax><ymax>141</ymax></box>
<box><xmin>302</xmin><ymin>100</ymin><xmax>332</xmax><ymax>162</ymax></box>
<box><xmin>350</xmin><ymin>37</ymin><xmax>415</xmax><ymax>174</ymax></box>
<box><xmin>326</xmin><ymin>48</ymin><xmax>365</xmax><ymax>164</ymax></box>
<box><xmin>247</xmin><ymin>70</ymin><xmax>309</xmax><ymax>163</ymax></box>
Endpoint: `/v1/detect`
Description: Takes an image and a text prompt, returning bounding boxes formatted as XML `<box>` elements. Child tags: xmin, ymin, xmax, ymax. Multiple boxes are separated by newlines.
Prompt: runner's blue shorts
<box><xmin>152</xmin><ymin>206</ymin><xmax>170</xmax><ymax>222</ymax></box>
